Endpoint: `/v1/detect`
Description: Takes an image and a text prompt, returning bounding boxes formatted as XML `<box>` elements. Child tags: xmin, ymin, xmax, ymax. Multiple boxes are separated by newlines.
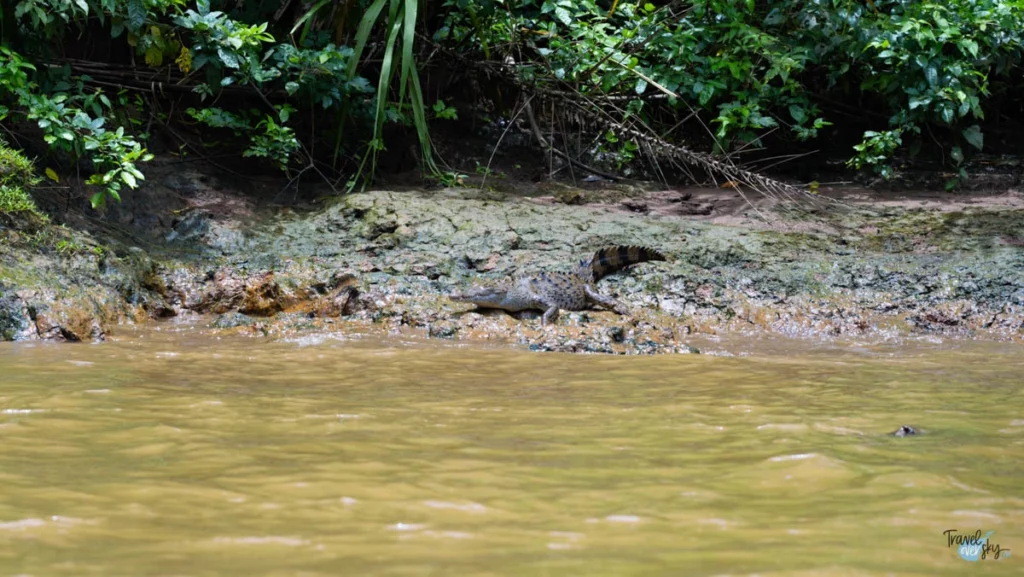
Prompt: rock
<box><xmin>211</xmin><ymin>312</ymin><xmax>256</xmax><ymax>329</ymax></box>
<box><xmin>0</xmin><ymin>284</ymin><xmax>32</xmax><ymax>341</ymax></box>
<box><xmin>240</xmin><ymin>272</ymin><xmax>290</xmax><ymax>316</ymax></box>
<box><xmin>428</xmin><ymin>320</ymin><xmax>459</xmax><ymax>339</ymax></box>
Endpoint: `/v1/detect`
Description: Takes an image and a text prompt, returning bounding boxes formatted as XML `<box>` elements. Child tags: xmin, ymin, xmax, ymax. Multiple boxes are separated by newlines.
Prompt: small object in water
<box><xmin>891</xmin><ymin>425</ymin><xmax>920</xmax><ymax>437</ymax></box>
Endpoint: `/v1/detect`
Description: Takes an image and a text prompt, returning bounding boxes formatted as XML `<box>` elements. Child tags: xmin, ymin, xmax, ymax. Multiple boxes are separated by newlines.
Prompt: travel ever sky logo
<box><xmin>944</xmin><ymin>529</ymin><xmax>1011</xmax><ymax>561</ymax></box>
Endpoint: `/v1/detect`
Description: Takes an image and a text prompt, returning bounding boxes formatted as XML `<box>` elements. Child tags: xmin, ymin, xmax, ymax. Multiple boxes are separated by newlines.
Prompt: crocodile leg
<box><xmin>584</xmin><ymin>285</ymin><xmax>630</xmax><ymax>315</ymax></box>
<box><xmin>541</xmin><ymin>304</ymin><xmax>561</xmax><ymax>326</ymax></box>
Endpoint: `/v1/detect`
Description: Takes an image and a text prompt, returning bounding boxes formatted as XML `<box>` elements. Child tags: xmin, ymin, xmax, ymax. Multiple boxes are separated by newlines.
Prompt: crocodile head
<box><xmin>448</xmin><ymin>284</ymin><xmax>511</xmax><ymax>308</ymax></box>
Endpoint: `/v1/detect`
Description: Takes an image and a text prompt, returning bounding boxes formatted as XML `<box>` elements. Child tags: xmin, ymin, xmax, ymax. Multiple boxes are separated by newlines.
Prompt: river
<box><xmin>1</xmin><ymin>323</ymin><xmax>1021</xmax><ymax>575</ymax></box>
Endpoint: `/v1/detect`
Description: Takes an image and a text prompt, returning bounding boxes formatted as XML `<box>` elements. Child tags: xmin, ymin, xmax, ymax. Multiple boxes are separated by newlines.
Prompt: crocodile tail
<box><xmin>589</xmin><ymin>246</ymin><xmax>667</xmax><ymax>281</ymax></box>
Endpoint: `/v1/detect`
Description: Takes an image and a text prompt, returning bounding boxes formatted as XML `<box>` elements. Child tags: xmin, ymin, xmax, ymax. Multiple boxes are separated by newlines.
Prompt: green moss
<box><xmin>755</xmin><ymin>230</ymin><xmax>835</xmax><ymax>255</ymax></box>
<box><xmin>849</xmin><ymin>209</ymin><xmax>1024</xmax><ymax>253</ymax></box>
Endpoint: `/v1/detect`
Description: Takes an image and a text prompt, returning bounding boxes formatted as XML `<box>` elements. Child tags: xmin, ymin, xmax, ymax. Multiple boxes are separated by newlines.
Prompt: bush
<box><xmin>444</xmin><ymin>0</ymin><xmax>1024</xmax><ymax>177</ymax></box>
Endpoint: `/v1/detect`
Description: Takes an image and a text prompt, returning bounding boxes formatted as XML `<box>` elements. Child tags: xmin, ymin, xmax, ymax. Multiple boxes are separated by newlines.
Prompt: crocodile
<box><xmin>449</xmin><ymin>246</ymin><xmax>668</xmax><ymax>325</ymax></box>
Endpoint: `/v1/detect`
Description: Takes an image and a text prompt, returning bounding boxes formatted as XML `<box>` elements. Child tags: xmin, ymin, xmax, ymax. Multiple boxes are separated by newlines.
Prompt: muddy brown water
<box><xmin>1</xmin><ymin>323</ymin><xmax>1022</xmax><ymax>576</ymax></box>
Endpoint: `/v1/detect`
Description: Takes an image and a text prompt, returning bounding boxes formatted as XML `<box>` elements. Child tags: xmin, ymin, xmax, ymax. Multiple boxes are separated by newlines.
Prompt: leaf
<box><xmin>290</xmin><ymin>0</ymin><xmax>331</xmax><ymax>37</ymax></box>
<box><xmin>144</xmin><ymin>46</ymin><xmax>163</xmax><ymax>67</ymax></box>
<box><xmin>347</xmin><ymin>0</ymin><xmax>387</xmax><ymax>80</ymax></box>
<box><xmin>285</xmin><ymin>81</ymin><xmax>299</xmax><ymax>95</ymax></box>
<box><xmin>45</xmin><ymin>168</ymin><xmax>60</xmax><ymax>183</ymax></box>
<box><xmin>90</xmin><ymin>191</ymin><xmax>105</xmax><ymax>208</ymax></box>
<box><xmin>397</xmin><ymin>0</ymin><xmax>418</xmax><ymax>120</ymax></box>
<box><xmin>940</xmin><ymin>106</ymin><xmax>953</xmax><ymax>125</ymax></box>
<box><xmin>74</xmin><ymin>0</ymin><xmax>88</xmax><ymax>12</ymax></box>
<box><xmin>554</xmin><ymin>7</ymin><xmax>572</xmax><ymax>26</ymax></box>
<box><xmin>949</xmin><ymin>145</ymin><xmax>963</xmax><ymax>164</ymax></box>
<box><xmin>634</xmin><ymin>78</ymin><xmax>648</xmax><ymax>95</ymax></box>
<box><xmin>960</xmin><ymin>39</ymin><xmax>979</xmax><ymax>58</ymax></box>
<box><xmin>788</xmin><ymin>105</ymin><xmax>806</xmax><ymax>123</ymax></box>
<box><xmin>126</xmin><ymin>0</ymin><xmax>146</xmax><ymax>30</ymax></box>
<box><xmin>925</xmin><ymin>66</ymin><xmax>939</xmax><ymax>87</ymax></box>
<box><xmin>121</xmin><ymin>171</ymin><xmax>137</xmax><ymax>188</ymax></box>
<box><xmin>962</xmin><ymin>125</ymin><xmax>983</xmax><ymax>151</ymax></box>
<box><xmin>217</xmin><ymin>48</ymin><xmax>240</xmax><ymax>69</ymax></box>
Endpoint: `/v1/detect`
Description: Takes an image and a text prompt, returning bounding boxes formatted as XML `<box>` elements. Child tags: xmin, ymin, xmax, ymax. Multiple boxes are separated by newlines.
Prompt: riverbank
<box><xmin>2</xmin><ymin>159</ymin><xmax>1022</xmax><ymax>352</ymax></box>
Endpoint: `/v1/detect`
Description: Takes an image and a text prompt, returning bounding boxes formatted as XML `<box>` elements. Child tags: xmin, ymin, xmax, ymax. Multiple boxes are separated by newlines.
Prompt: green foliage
<box><xmin>3</xmin><ymin>0</ymin><xmax>1017</xmax><ymax>193</ymax></box>
<box><xmin>848</xmin><ymin>130</ymin><xmax>905</xmax><ymax>180</ymax></box>
<box><xmin>0</xmin><ymin>185</ymin><xmax>43</xmax><ymax>219</ymax></box>
<box><xmin>273</xmin><ymin>44</ymin><xmax>373</xmax><ymax>110</ymax></box>
<box><xmin>13</xmin><ymin>0</ymin><xmax>90</xmax><ymax>31</ymax></box>
<box><xmin>431</xmin><ymin>170</ymin><xmax>468</xmax><ymax>187</ymax></box>
<box><xmin>3</xmin><ymin>0</ymin><xmax>381</xmax><ymax>201</ymax></box>
<box><xmin>0</xmin><ymin>138</ymin><xmax>44</xmax><ymax>221</ymax></box>
<box><xmin>173</xmin><ymin>1</ymin><xmax>274</xmax><ymax>79</ymax></box>
<box><xmin>448</xmin><ymin>0</ymin><xmax>1024</xmax><ymax>175</ymax></box>
<box><xmin>847</xmin><ymin>1</ymin><xmax>1016</xmax><ymax>175</ymax></box>
<box><xmin>187</xmin><ymin>106</ymin><xmax>300</xmax><ymax>170</ymax></box>
<box><xmin>244</xmin><ymin>116</ymin><xmax>300</xmax><ymax>170</ymax></box>
<box><xmin>603</xmin><ymin>130</ymin><xmax>638</xmax><ymax>172</ymax></box>
<box><xmin>0</xmin><ymin>45</ymin><xmax>152</xmax><ymax>207</ymax></box>
<box><xmin>81</xmin><ymin>128</ymin><xmax>153</xmax><ymax>207</ymax></box>
<box><xmin>347</xmin><ymin>0</ymin><xmax>439</xmax><ymax>187</ymax></box>
<box><xmin>432</xmin><ymin>100</ymin><xmax>458</xmax><ymax>121</ymax></box>
<box><xmin>0</xmin><ymin>139</ymin><xmax>38</xmax><ymax>188</ymax></box>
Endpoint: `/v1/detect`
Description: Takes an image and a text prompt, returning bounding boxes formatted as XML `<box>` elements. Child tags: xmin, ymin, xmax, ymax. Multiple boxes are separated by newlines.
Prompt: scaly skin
<box><xmin>449</xmin><ymin>246</ymin><xmax>667</xmax><ymax>325</ymax></box>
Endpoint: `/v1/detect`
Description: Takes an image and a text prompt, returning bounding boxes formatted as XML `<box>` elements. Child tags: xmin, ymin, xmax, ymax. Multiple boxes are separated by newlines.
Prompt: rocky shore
<box><xmin>2</xmin><ymin>161</ymin><xmax>1022</xmax><ymax>353</ymax></box>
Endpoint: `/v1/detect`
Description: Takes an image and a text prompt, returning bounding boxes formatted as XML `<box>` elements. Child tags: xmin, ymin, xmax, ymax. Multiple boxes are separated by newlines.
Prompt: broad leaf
<box><xmin>962</xmin><ymin>125</ymin><xmax>983</xmax><ymax>151</ymax></box>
